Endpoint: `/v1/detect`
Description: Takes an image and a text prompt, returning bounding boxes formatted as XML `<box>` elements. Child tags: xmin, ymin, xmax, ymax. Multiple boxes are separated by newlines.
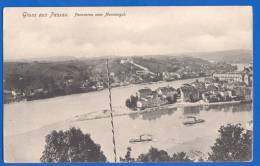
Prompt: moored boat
<box><xmin>129</xmin><ymin>134</ymin><xmax>153</xmax><ymax>143</ymax></box>
<box><xmin>183</xmin><ymin>116</ymin><xmax>205</xmax><ymax>125</ymax></box>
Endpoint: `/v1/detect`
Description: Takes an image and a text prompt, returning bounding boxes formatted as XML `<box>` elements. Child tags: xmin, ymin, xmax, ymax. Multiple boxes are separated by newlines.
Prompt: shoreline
<box><xmin>70</xmin><ymin>100</ymin><xmax>252</xmax><ymax>122</ymax></box>
<box><xmin>4</xmin><ymin>77</ymin><xmax>206</xmax><ymax>105</ymax></box>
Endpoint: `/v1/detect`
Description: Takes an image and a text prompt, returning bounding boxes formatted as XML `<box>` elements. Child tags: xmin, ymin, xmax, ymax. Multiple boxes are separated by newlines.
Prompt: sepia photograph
<box><xmin>3</xmin><ymin>6</ymin><xmax>253</xmax><ymax>163</ymax></box>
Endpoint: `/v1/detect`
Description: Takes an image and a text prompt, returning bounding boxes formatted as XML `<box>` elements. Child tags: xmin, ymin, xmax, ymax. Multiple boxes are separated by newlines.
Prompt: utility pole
<box><xmin>106</xmin><ymin>59</ymin><xmax>117</xmax><ymax>162</ymax></box>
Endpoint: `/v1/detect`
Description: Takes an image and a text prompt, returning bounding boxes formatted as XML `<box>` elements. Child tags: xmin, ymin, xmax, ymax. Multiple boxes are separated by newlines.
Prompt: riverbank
<box><xmin>4</xmin><ymin>76</ymin><xmax>207</xmax><ymax>104</ymax></box>
<box><xmin>70</xmin><ymin>100</ymin><xmax>251</xmax><ymax>122</ymax></box>
<box><xmin>5</xmin><ymin>77</ymin><xmax>206</xmax><ymax>137</ymax></box>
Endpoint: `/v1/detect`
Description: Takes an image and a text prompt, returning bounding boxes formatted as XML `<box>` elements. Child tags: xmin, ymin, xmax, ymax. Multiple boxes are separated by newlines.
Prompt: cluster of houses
<box><xmin>127</xmin><ymin>66</ymin><xmax>253</xmax><ymax>110</ymax></box>
<box><xmin>4</xmin><ymin>88</ymin><xmax>52</xmax><ymax>103</ymax></box>
<box><xmin>180</xmin><ymin>79</ymin><xmax>252</xmax><ymax>103</ymax></box>
<box><xmin>80</xmin><ymin>79</ymin><xmax>105</xmax><ymax>91</ymax></box>
<box><xmin>4</xmin><ymin>89</ymin><xmax>25</xmax><ymax>103</ymax></box>
<box><xmin>135</xmin><ymin>86</ymin><xmax>178</xmax><ymax>109</ymax></box>
<box><xmin>212</xmin><ymin>65</ymin><xmax>253</xmax><ymax>87</ymax></box>
<box><xmin>4</xmin><ymin>63</ymin><xmax>253</xmax><ymax>104</ymax></box>
<box><xmin>161</xmin><ymin>62</ymin><xmax>236</xmax><ymax>82</ymax></box>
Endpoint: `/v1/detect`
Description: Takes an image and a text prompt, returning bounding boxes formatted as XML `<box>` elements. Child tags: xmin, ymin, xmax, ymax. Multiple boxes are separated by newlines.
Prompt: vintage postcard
<box><xmin>3</xmin><ymin>7</ymin><xmax>253</xmax><ymax>163</ymax></box>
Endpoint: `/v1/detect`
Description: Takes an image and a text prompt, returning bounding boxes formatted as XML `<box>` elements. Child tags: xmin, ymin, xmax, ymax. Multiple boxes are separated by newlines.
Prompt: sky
<box><xmin>4</xmin><ymin>6</ymin><xmax>252</xmax><ymax>60</ymax></box>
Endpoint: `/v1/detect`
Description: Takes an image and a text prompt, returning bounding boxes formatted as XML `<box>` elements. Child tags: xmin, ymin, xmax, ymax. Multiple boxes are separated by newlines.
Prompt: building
<box><xmin>156</xmin><ymin>86</ymin><xmax>178</xmax><ymax>103</ymax></box>
<box><xmin>219</xmin><ymin>90</ymin><xmax>232</xmax><ymax>101</ymax></box>
<box><xmin>213</xmin><ymin>72</ymin><xmax>243</xmax><ymax>82</ymax></box>
<box><xmin>233</xmin><ymin>86</ymin><xmax>252</xmax><ymax>101</ymax></box>
<box><xmin>162</xmin><ymin>72</ymin><xmax>181</xmax><ymax>81</ymax></box>
<box><xmin>136</xmin><ymin>93</ymin><xmax>167</xmax><ymax>109</ymax></box>
<box><xmin>191</xmin><ymin>80</ymin><xmax>207</xmax><ymax>96</ymax></box>
<box><xmin>213</xmin><ymin>66</ymin><xmax>253</xmax><ymax>86</ymax></box>
<box><xmin>222</xmin><ymin>81</ymin><xmax>247</xmax><ymax>90</ymax></box>
<box><xmin>179</xmin><ymin>85</ymin><xmax>200</xmax><ymax>102</ymax></box>
<box><xmin>242</xmin><ymin>66</ymin><xmax>253</xmax><ymax>86</ymax></box>
<box><xmin>63</xmin><ymin>75</ymin><xmax>74</xmax><ymax>86</ymax></box>
<box><xmin>206</xmin><ymin>84</ymin><xmax>219</xmax><ymax>93</ymax></box>
<box><xmin>202</xmin><ymin>93</ymin><xmax>221</xmax><ymax>103</ymax></box>
<box><xmin>243</xmin><ymin>73</ymin><xmax>253</xmax><ymax>86</ymax></box>
<box><xmin>246</xmin><ymin>120</ymin><xmax>253</xmax><ymax>131</ymax></box>
<box><xmin>156</xmin><ymin>86</ymin><xmax>177</xmax><ymax>97</ymax></box>
<box><xmin>4</xmin><ymin>90</ymin><xmax>13</xmax><ymax>103</ymax></box>
<box><xmin>96</xmin><ymin>81</ymin><xmax>104</xmax><ymax>90</ymax></box>
<box><xmin>136</xmin><ymin>87</ymin><xmax>153</xmax><ymax>99</ymax></box>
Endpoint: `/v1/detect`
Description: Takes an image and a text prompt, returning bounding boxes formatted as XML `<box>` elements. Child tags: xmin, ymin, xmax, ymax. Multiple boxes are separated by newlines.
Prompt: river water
<box><xmin>3</xmin><ymin>78</ymin><xmax>253</xmax><ymax>162</ymax></box>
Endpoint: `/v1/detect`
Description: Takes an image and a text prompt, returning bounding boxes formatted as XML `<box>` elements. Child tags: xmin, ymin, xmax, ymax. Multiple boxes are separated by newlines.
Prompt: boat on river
<box><xmin>183</xmin><ymin>116</ymin><xmax>205</xmax><ymax>125</ymax></box>
<box><xmin>129</xmin><ymin>134</ymin><xmax>153</xmax><ymax>143</ymax></box>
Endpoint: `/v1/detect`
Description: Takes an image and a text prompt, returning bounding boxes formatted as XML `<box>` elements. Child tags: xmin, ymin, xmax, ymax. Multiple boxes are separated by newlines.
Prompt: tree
<box><xmin>126</xmin><ymin>95</ymin><xmax>138</xmax><ymax>108</ymax></box>
<box><xmin>166</xmin><ymin>95</ymin><xmax>177</xmax><ymax>104</ymax></box>
<box><xmin>120</xmin><ymin>147</ymin><xmax>135</xmax><ymax>162</ymax></box>
<box><xmin>171</xmin><ymin>152</ymin><xmax>192</xmax><ymax>162</ymax></box>
<box><xmin>130</xmin><ymin>95</ymin><xmax>138</xmax><ymax>108</ymax></box>
<box><xmin>125</xmin><ymin>99</ymin><xmax>131</xmax><ymax>108</ymax></box>
<box><xmin>125</xmin><ymin>147</ymin><xmax>133</xmax><ymax>162</ymax></box>
<box><xmin>208</xmin><ymin>124</ymin><xmax>252</xmax><ymax>161</ymax></box>
<box><xmin>40</xmin><ymin>127</ymin><xmax>107</xmax><ymax>163</ymax></box>
<box><xmin>136</xmin><ymin>147</ymin><xmax>192</xmax><ymax>162</ymax></box>
<box><xmin>137</xmin><ymin>147</ymin><xmax>171</xmax><ymax>162</ymax></box>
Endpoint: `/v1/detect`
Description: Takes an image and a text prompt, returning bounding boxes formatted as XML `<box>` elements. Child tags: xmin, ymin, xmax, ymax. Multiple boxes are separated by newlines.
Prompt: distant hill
<box><xmin>5</xmin><ymin>49</ymin><xmax>252</xmax><ymax>64</ymax></box>
<box><xmin>187</xmin><ymin>49</ymin><xmax>252</xmax><ymax>64</ymax></box>
<box><xmin>4</xmin><ymin>54</ymin><xmax>238</xmax><ymax>94</ymax></box>
<box><xmin>5</xmin><ymin>56</ymin><xmax>77</xmax><ymax>62</ymax></box>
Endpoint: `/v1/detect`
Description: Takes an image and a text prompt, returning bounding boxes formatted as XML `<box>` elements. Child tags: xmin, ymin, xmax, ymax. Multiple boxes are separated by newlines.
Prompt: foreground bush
<box><xmin>40</xmin><ymin>127</ymin><xmax>106</xmax><ymax>162</ymax></box>
<box><xmin>40</xmin><ymin>123</ymin><xmax>252</xmax><ymax>162</ymax></box>
<box><xmin>120</xmin><ymin>147</ymin><xmax>192</xmax><ymax>162</ymax></box>
<box><xmin>208</xmin><ymin>123</ymin><xmax>252</xmax><ymax>161</ymax></box>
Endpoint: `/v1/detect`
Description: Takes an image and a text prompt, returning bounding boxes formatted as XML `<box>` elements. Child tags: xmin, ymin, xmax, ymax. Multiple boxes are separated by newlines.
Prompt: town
<box><xmin>3</xmin><ymin>56</ymin><xmax>238</xmax><ymax>104</ymax></box>
<box><xmin>126</xmin><ymin>65</ymin><xmax>253</xmax><ymax>110</ymax></box>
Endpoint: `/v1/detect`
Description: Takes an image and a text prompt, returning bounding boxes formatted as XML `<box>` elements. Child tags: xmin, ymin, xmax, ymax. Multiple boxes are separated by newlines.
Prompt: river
<box><xmin>3</xmin><ymin>78</ymin><xmax>253</xmax><ymax>162</ymax></box>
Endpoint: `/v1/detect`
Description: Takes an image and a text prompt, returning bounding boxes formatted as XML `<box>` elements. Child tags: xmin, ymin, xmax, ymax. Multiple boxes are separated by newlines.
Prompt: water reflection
<box><xmin>232</xmin><ymin>103</ymin><xmax>252</xmax><ymax>113</ymax></box>
<box><xmin>183</xmin><ymin>106</ymin><xmax>201</xmax><ymax>115</ymax></box>
<box><xmin>128</xmin><ymin>103</ymin><xmax>252</xmax><ymax>121</ymax></box>
<box><xmin>128</xmin><ymin>112</ymin><xmax>140</xmax><ymax>120</ymax></box>
<box><xmin>202</xmin><ymin>103</ymin><xmax>252</xmax><ymax>113</ymax></box>
<box><xmin>204</xmin><ymin>104</ymin><xmax>230</xmax><ymax>112</ymax></box>
<box><xmin>128</xmin><ymin>107</ymin><xmax>177</xmax><ymax>121</ymax></box>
